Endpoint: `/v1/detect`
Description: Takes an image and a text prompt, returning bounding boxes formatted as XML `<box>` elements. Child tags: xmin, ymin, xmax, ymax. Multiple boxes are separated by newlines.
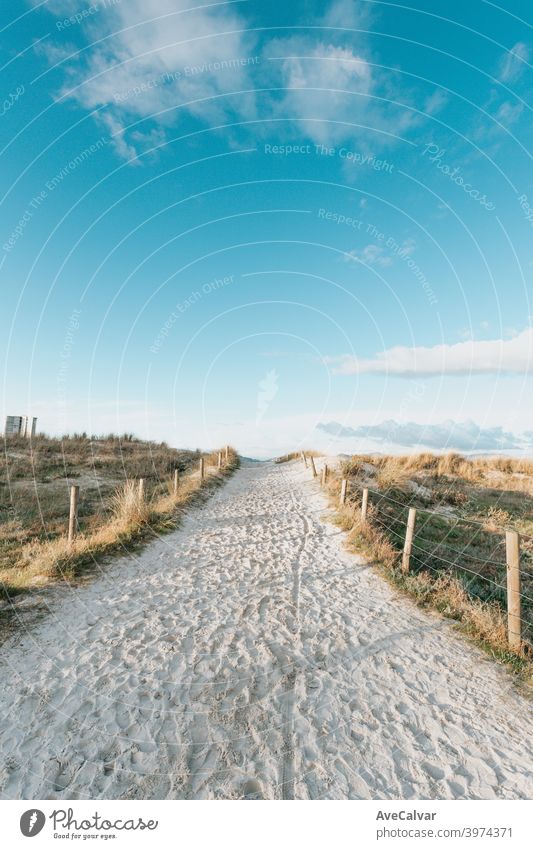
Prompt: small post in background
<box><xmin>310</xmin><ymin>456</ymin><xmax>317</xmax><ymax>478</ymax></box>
<box><xmin>505</xmin><ymin>530</ymin><xmax>522</xmax><ymax>651</ymax></box>
<box><xmin>321</xmin><ymin>464</ymin><xmax>328</xmax><ymax>487</ymax></box>
<box><xmin>68</xmin><ymin>484</ymin><xmax>79</xmax><ymax>544</ymax></box>
<box><xmin>361</xmin><ymin>488</ymin><xmax>369</xmax><ymax>524</ymax></box>
<box><xmin>138</xmin><ymin>478</ymin><xmax>145</xmax><ymax>502</ymax></box>
<box><xmin>218</xmin><ymin>451</ymin><xmax>222</xmax><ymax>470</ymax></box>
<box><xmin>225</xmin><ymin>445</ymin><xmax>229</xmax><ymax>463</ymax></box>
<box><xmin>301</xmin><ymin>451</ymin><xmax>308</xmax><ymax>468</ymax></box>
<box><xmin>173</xmin><ymin>468</ymin><xmax>179</xmax><ymax>495</ymax></box>
<box><xmin>402</xmin><ymin>507</ymin><xmax>417</xmax><ymax>573</ymax></box>
<box><xmin>199</xmin><ymin>457</ymin><xmax>205</xmax><ymax>480</ymax></box>
<box><xmin>339</xmin><ymin>478</ymin><xmax>347</xmax><ymax>506</ymax></box>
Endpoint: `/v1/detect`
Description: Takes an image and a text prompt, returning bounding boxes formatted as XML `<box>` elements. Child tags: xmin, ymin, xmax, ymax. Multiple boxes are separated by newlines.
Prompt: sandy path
<box><xmin>0</xmin><ymin>459</ymin><xmax>531</xmax><ymax>800</ymax></box>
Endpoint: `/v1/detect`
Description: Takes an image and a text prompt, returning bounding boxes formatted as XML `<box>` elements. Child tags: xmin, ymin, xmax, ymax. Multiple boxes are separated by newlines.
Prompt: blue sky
<box><xmin>0</xmin><ymin>0</ymin><xmax>532</xmax><ymax>457</ymax></box>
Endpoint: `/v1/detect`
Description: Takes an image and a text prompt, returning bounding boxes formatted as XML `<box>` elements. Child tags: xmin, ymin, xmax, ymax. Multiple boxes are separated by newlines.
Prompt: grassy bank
<box><xmin>0</xmin><ymin>434</ymin><xmax>238</xmax><ymax>598</ymax></box>
<box><xmin>317</xmin><ymin>452</ymin><xmax>533</xmax><ymax>685</ymax></box>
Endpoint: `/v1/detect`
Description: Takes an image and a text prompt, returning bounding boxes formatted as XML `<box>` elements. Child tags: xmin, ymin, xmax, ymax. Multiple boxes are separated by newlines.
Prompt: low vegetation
<box><xmin>276</xmin><ymin>450</ymin><xmax>322</xmax><ymax>464</ymax></box>
<box><xmin>0</xmin><ymin>434</ymin><xmax>238</xmax><ymax>600</ymax></box>
<box><xmin>320</xmin><ymin>451</ymin><xmax>533</xmax><ymax>684</ymax></box>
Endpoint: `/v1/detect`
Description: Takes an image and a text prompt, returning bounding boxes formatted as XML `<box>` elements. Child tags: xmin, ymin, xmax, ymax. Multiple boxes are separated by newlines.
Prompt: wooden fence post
<box><xmin>339</xmin><ymin>478</ymin><xmax>347</xmax><ymax>506</ymax></box>
<box><xmin>173</xmin><ymin>468</ymin><xmax>179</xmax><ymax>495</ymax></box>
<box><xmin>301</xmin><ymin>451</ymin><xmax>308</xmax><ymax>468</ymax></box>
<box><xmin>218</xmin><ymin>451</ymin><xmax>222</xmax><ymax>470</ymax></box>
<box><xmin>68</xmin><ymin>485</ymin><xmax>79</xmax><ymax>544</ymax></box>
<box><xmin>310</xmin><ymin>456</ymin><xmax>317</xmax><ymax>478</ymax></box>
<box><xmin>138</xmin><ymin>478</ymin><xmax>145</xmax><ymax>501</ymax></box>
<box><xmin>321</xmin><ymin>464</ymin><xmax>328</xmax><ymax>487</ymax></box>
<box><xmin>402</xmin><ymin>507</ymin><xmax>417</xmax><ymax>573</ymax></box>
<box><xmin>506</xmin><ymin>530</ymin><xmax>522</xmax><ymax>651</ymax></box>
<box><xmin>199</xmin><ymin>457</ymin><xmax>205</xmax><ymax>480</ymax></box>
<box><xmin>361</xmin><ymin>488</ymin><xmax>369</xmax><ymax>524</ymax></box>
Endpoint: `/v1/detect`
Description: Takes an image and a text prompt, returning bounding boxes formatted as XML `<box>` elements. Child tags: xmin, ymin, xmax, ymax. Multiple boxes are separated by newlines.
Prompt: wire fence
<box><xmin>301</xmin><ymin>452</ymin><xmax>533</xmax><ymax>655</ymax></box>
<box><xmin>64</xmin><ymin>448</ymin><xmax>232</xmax><ymax>545</ymax></box>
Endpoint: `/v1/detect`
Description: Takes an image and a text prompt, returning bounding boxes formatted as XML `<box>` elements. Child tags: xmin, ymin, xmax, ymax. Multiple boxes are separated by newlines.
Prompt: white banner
<box><xmin>3</xmin><ymin>800</ymin><xmax>532</xmax><ymax>848</ymax></box>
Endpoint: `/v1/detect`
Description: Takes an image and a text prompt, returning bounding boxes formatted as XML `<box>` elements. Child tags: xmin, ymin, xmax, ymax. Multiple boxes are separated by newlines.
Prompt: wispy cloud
<box><xmin>326</xmin><ymin>327</ymin><xmax>533</xmax><ymax>377</ymax></box>
<box><xmin>317</xmin><ymin>419</ymin><xmax>529</xmax><ymax>452</ymax></box>
<box><xmin>39</xmin><ymin>0</ymin><xmax>257</xmax><ymax>158</ymax></box>
<box><xmin>344</xmin><ymin>237</ymin><xmax>415</xmax><ymax>267</ymax></box>
<box><xmin>494</xmin><ymin>100</ymin><xmax>524</xmax><ymax>125</ymax></box>
<box><xmin>267</xmin><ymin>39</ymin><xmax>373</xmax><ymax>146</ymax></box>
<box><xmin>344</xmin><ymin>243</ymin><xmax>392</xmax><ymax>267</ymax></box>
<box><xmin>36</xmin><ymin>0</ymin><xmax>445</xmax><ymax>159</ymax></box>
<box><xmin>498</xmin><ymin>41</ymin><xmax>529</xmax><ymax>83</ymax></box>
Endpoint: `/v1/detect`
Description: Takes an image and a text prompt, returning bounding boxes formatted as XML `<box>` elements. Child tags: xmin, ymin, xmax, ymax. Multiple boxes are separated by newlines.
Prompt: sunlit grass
<box><xmin>316</xmin><ymin>450</ymin><xmax>533</xmax><ymax>686</ymax></box>
<box><xmin>0</xmin><ymin>441</ymin><xmax>238</xmax><ymax>597</ymax></box>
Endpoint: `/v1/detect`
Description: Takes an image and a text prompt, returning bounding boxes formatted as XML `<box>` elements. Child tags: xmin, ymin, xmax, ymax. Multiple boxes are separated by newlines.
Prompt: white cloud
<box><xmin>498</xmin><ymin>41</ymin><xmax>529</xmax><ymax>83</ymax></box>
<box><xmin>98</xmin><ymin>111</ymin><xmax>139</xmax><ymax>161</ymax></box>
<box><xmin>344</xmin><ymin>237</ymin><xmax>414</xmax><ymax>267</ymax></box>
<box><xmin>344</xmin><ymin>242</ymin><xmax>392</xmax><ymax>267</ymax></box>
<box><xmin>36</xmin><ymin>0</ymin><xmax>441</xmax><ymax>159</ymax></box>
<box><xmin>317</xmin><ymin>418</ymin><xmax>529</xmax><ymax>452</ymax></box>
<box><xmin>320</xmin><ymin>0</ymin><xmax>370</xmax><ymax>29</ymax></box>
<box><xmin>327</xmin><ymin>327</ymin><xmax>533</xmax><ymax>377</ymax></box>
<box><xmin>44</xmin><ymin>0</ymin><xmax>257</xmax><ymax>157</ymax></box>
<box><xmin>494</xmin><ymin>100</ymin><xmax>524</xmax><ymax>125</ymax></box>
<box><xmin>399</xmin><ymin>237</ymin><xmax>416</xmax><ymax>256</ymax></box>
<box><xmin>268</xmin><ymin>40</ymin><xmax>373</xmax><ymax>145</ymax></box>
<box><xmin>264</xmin><ymin>27</ymin><xmax>437</xmax><ymax>149</ymax></box>
<box><xmin>423</xmin><ymin>89</ymin><xmax>448</xmax><ymax>116</ymax></box>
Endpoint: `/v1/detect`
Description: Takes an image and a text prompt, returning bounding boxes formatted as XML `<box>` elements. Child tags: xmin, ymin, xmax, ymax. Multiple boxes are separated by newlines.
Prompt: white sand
<box><xmin>0</xmin><ymin>459</ymin><xmax>531</xmax><ymax>800</ymax></box>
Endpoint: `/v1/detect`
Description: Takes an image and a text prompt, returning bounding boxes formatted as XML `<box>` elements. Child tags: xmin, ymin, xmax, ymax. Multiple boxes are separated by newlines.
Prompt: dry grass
<box><xmin>0</xmin><ymin>433</ymin><xmax>202</xmax><ymax>578</ymax></box>
<box><xmin>0</xmin><ymin>439</ymin><xmax>239</xmax><ymax>597</ymax></box>
<box><xmin>110</xmin><ymin>480</ymin><xmax>151</xmax><ymax>526</ymax></box>
<box><xmin>1</xmin><ymin>432</ymin><xmax>196</xmax><ymax>482</ymax></box>
<box><xmin>342</xmin><ymin>451</ymin><xmax>533</xmax><ymax>495</ymax></box>
<box><xmin>322</xmin><ymin>451</ymin><xmax>533</xmax><ymax>684</ymax></box>
<box><xmin>276</xmin><ymin>450</ymin><xmax>321</xmax><ymax>464</ymax></box>
<box><xmin>375</xmin><ymin>465</ymin><xmax>410</xmax><ymax>492</ymax></box>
